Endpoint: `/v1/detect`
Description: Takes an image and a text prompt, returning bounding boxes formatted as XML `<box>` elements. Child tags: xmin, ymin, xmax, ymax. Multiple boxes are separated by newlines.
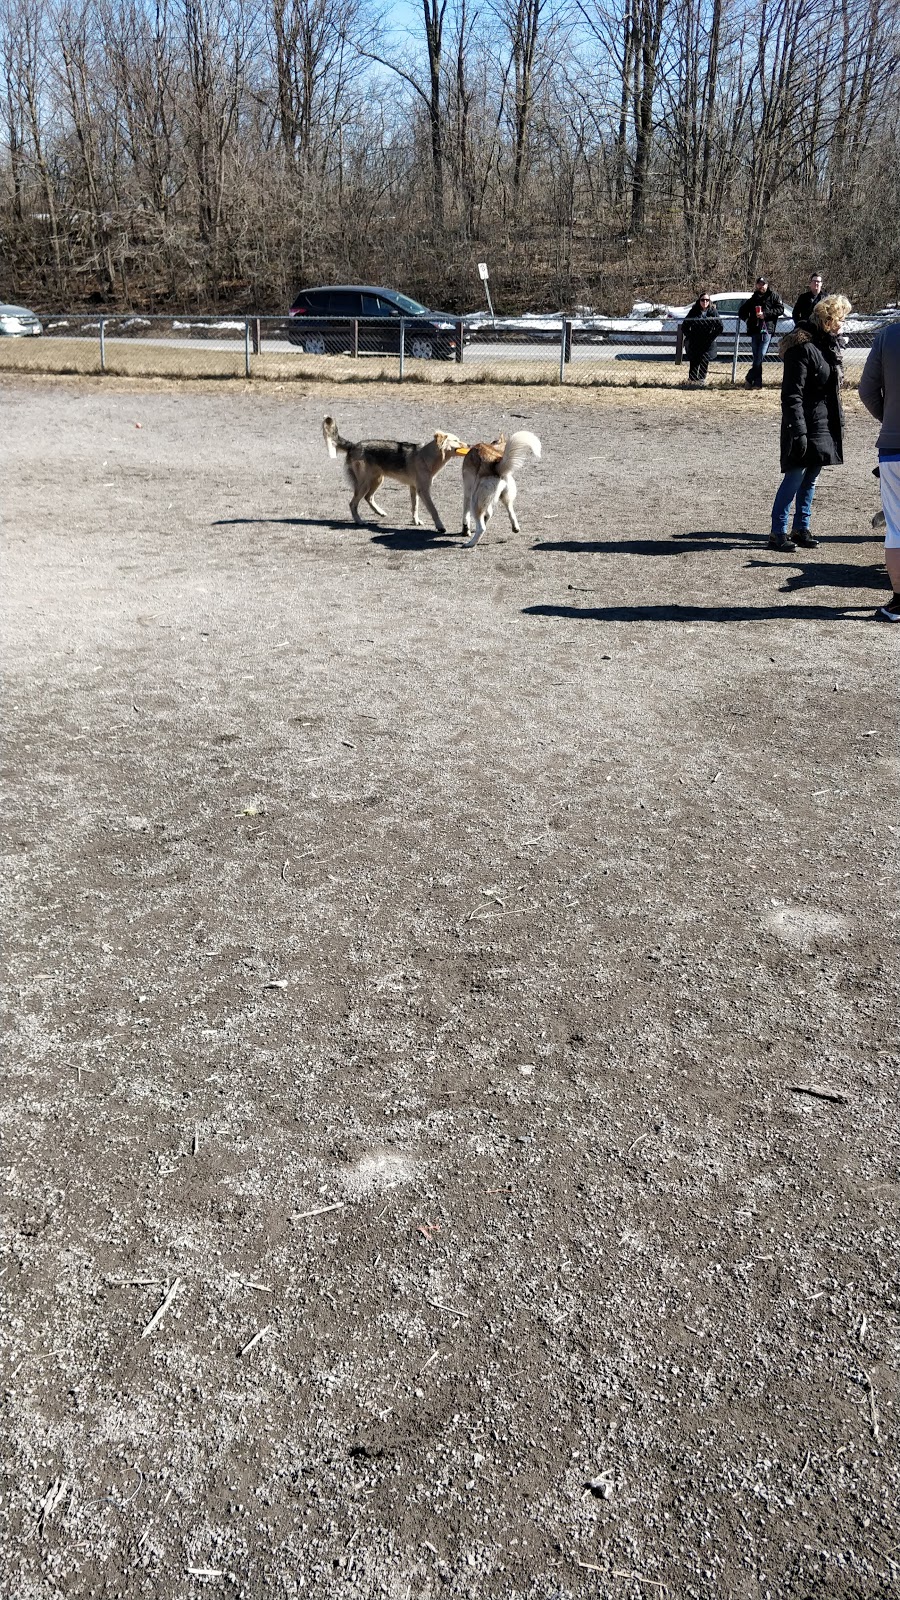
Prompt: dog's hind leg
<box><xmin>461</xmin><ymin>478</ymin><xmax>473</xmax><ymax>535</ymax></box>
<box><xmin>348</xmin><ymin>464</ymin><xmax>367</xmax><ymax>525</ymax></box>
<box><xmin>365</xmin><ymin>472</ymin><xmax>387</xmax><ymax>517</ymax></box>
<box><xmin>500</xmin><ymin>479</ymin><xmax>520</xmax><ymax>532</ymax></box>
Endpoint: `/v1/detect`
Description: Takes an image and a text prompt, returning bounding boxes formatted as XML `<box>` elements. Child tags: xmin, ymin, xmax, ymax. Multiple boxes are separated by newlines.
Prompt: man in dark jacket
<box><xmin>792</xmin><ymin>272</ymin><xmax>824</xmax><ymax>325</ymax></box>
<box><xmin>680</xmin><ymin>294</ymin><xmax>724</xmax><ymax>384</ymax></box>
<box><xmin>769</xmin><ymin>295</ymin><xmax>849</xmax><ymax>551</ymax></box>
<box><xmin>738</xmin><ymin>276</ymin><xmax>785</xmax><ymax>388</ymax></box>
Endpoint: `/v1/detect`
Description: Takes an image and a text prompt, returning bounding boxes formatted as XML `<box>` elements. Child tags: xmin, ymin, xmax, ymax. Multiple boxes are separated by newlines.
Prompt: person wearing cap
<box><xmin>738</xmin><ymin>276</ymin><xmax>785</xmax><ymax>388</ymax></box>
<box><xmin>792</xmin><ymin>272</ymin><xmax>824</xmax><ymax>326</ymax></box>
<box><xmin>680</xmin><ymin>293</ymin><xmax>724</xmax><ymax>384</ymax></box>
<box><xmin>859</xmin><ymin>317</ymin><xmax>900</xmax><ymax>621</ymax></box>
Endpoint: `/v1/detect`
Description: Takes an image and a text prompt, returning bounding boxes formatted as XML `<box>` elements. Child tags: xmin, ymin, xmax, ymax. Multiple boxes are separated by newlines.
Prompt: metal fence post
<box><xmin>456</xmin><ymin>319</ymin><xmax>464</xmax><ymax>364</ymax></box>
<box><xmin>559</xmin><ymin>316</ymin><xmax>567</xmax><ymax>383</ymax></box>
<box><xmin>399</xmin><ymin>318</ymin><xmax>405</xmax><ymax>381</ymax></box>
<box><xmin>352</xmin><ymin>319</ymin><xmax>359</xmax><ymax>358</ymax></box>
<box><xmin>99</xmin><ymin>318</ymin><xmax>106</xmax><ymax>373</ymax></box>
<box><xmin>731</xmin><ymin>321</ymin><xmax>741</xmax><ymax>385</ymax></box>
<box><xmin>244</xmin><ymin>318</ymin><xmax>251</xmax><ymax>378</ymax></box>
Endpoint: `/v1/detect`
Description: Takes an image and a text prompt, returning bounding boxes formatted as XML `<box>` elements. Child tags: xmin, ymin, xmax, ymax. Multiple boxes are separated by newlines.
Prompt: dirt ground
<box><xmin>2</xmin><ymin>374</ymin><xmax>898</xmax><ymax>1600</ymax></box>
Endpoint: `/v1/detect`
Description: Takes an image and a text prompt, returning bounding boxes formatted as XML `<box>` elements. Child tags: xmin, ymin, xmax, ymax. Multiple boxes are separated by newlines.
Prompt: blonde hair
<box><xmin>811</xmin><ymin>294</ymin><xmax>851</xmax><ymax>333</ymax></box>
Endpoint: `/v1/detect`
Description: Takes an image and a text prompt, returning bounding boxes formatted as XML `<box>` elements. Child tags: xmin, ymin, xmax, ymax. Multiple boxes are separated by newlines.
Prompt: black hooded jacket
<box><xmin>680</xmin><ymin>300</ymin><xmax>724</xmax><ymax>354</ymax></box>
<box><xmin>778</xmin><ymin>322</ymin><xmax>844</xmax><ymax>472</ymax></box>
<box><xmin>738</xmin><ymin>288</ymin><xmax>784</xmax><ymax>334</ymax></box>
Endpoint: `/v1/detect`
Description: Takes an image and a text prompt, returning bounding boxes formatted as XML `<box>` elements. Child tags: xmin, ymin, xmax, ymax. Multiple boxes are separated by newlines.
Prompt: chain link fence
<box><xmin>0</xmin><ymin>311</ymin><xmax>890</xmax><ymax>387</ymax></box>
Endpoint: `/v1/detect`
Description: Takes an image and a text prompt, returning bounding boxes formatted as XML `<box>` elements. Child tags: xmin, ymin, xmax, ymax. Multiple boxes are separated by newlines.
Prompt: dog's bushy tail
<box><xmin>323</xmin><ymin>416</ymin><xmax>353</xmax><ymax>458</ymax></box>
<box><xmin>498</xmin><ymin>431</ymin><xmax>541</xmax><ymax>475</ymax></box>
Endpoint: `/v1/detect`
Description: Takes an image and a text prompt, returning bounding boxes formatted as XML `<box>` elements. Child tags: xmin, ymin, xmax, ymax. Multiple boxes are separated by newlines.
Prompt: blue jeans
<box><xmin>747</xmin><ymin>329</ymin><xmax>771</xmax><ymax>383</ymax></box>
<box><xmin>771</xmin><ymin>467</ymin><xmax>820</xmax><ymax>535</ymax></box>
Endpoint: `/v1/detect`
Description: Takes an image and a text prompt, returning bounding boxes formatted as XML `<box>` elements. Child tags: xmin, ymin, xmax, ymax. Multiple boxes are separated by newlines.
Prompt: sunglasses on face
<box><xmin>699</xmin><ymin>296</ymin><xmax>710</xmax><ymax>302</ymax></box>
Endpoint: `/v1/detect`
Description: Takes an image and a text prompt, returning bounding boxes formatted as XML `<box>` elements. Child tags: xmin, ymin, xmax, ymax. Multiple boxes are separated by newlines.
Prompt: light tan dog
<box><xmin>323</xmin><ymin>416</ymin><xmax>467</xmax><ymax>530</ymax></box>
<box><xmin>460</xmin><ymin>431</ymin><xmax>542</xmax><ymax>548</ymax></box>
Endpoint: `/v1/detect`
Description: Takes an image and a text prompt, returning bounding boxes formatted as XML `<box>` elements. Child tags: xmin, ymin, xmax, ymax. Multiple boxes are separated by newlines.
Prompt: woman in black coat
<box><xmin>680</xmin><ymin>294</ymin><xmax>724</xmax><ymax>383</ymax></box>
<box><xmin>769</xmin><ymin>294</ymin><xmax>850</xmax><ymax>552</ymax></box>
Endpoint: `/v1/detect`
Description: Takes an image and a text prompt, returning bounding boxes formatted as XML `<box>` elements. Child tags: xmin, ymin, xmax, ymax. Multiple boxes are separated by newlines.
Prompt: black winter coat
<box><xmin>681</xmin><ymin>301</ymin><xmax>724</xmax><ymax>354</ymax></box>
<box><xmin>792</xmin><ymin>289</ymin><xmax>823</xmax><ymax>325</ymax></box>
<box><xmin>738</xmin><ymin>289</ymin><xmax>784</xmax><ymax>334</ymax></box>
<box><xmin>778</xmin><ymin>324</ymin><xmax>844</xmax><ymax>472</ymax></box>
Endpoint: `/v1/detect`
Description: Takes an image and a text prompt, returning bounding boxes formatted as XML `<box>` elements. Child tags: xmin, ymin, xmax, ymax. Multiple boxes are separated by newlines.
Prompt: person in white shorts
<box><xmin>859</xmin><ymin>320</ymin><xmax>900</xmax><ymax>622</ymax></box>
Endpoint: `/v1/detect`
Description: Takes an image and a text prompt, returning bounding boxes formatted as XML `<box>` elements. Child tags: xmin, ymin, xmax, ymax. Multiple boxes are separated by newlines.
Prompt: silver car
<box><xmin>0</xmin><ymin>302</ymin><xmax>43</xmax><ymax>336</ymax></box>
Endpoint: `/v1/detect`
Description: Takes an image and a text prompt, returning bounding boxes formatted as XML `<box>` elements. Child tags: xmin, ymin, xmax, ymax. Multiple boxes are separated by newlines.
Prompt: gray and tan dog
<box><xmin>323</xmin><ymin>416</ymin><xmax>467</xmax><ymax>530</ymax></box>
<box><xmin>460</xmin><ymin>430</ymin><xmax>542</xmax><ymax>548</ymax></box>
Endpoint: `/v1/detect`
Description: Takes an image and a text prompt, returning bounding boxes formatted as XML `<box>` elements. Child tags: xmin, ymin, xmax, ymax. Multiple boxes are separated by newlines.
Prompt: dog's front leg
<box><xmin>463</xmin><ymin>516</ymin><xmax>487</xmax><ymax>549</ymax></box>
<box><xmin>418</xmin><ymin>487</ymin><xmax>446</xmax><ymax>534</ymax></box>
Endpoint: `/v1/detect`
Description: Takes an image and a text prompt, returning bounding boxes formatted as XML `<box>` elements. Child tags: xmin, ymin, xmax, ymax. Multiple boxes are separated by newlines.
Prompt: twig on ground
<box><xmin>860</xmin><ymin>1368</ymin><xmax>880</xmax><ymax>1440</ymax></box>
<box><xmin>292</xmin><ymin>1201</ymin><xmax>347</xmax><ymax>1221</ymax></box>
<box><xmin>611</xmin><ymin>1573</ymin><xmax>668</xmax><ymax>1593</ymax></box>
<box><xmin>281</xmin><ymin>860</ymin><xmax>289</xmax><ymax>881</ymax></box>
<box><xmin>799</xmin><ymin>1449</ymin><xmax>811</xmax><ymax>1478</ymax></box>
<box><xmin>106</xmin><ymin>1277</ymin><xmax>164</xmax><ymax>1287</ymax></box>
<box><xmin>186</xmin><ymin>1568</ymin><xmax>224</xmax><ymax>1578</ymax></box>
<box><xmin>420</xmin><ymin>1349</ymin><xmax>441</xmax><ymax>1373</ymax></box>
<box><xmin>37</xmin><ymin>1477</ymin><xmax>68</xmax><ymax>1527</ymax></box>
<box><xmin>191</xmin><ymin>1125</ymin><xmax>199</xmax><ymax>1156</ymax></box>
<box><xmin>572</xmin><ymin>1556</ymin><xmax>604</xmax><ymax>1572</ymax></box>
<box><xmin>788</xmin><ymin>1084</ymin><xmax>848</xmax><ymax>1105</ymax></box>
<box><xmin>140</xmin><ymin>1278</ymin><xmax>182</xmax><ymax>1339</ymax></box>
<box><xmin>238</xmin><ymin>1280</ymin><xmax>272</xmax><ymax>1293</ymax></box>
<box><xmin>239</xmin><ymin>1326</ymin><xmax>271</xmax><ymax>1357</ymax></box>
<box><xmin>426</xmin><ymin>1297</ymin><xmax>470</xmax><ymax>1318</ymax></box>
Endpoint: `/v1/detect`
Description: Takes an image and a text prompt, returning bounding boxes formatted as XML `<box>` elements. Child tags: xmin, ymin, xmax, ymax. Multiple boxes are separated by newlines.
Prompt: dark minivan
<box><xmin>287</xmin><ymin>285</ymin><xmax>457</xmax><ymax>360</ymax></box>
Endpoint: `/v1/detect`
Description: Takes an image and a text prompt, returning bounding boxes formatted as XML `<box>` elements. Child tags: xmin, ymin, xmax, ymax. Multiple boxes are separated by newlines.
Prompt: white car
<box><xmin>0</xmin><ymin>302</ymin><xmax>42</xmax><ymax>336</ymax></box>
<box><xmin>662</xmin><ymin>291</ymin><xmax>794</xmax><ymax>339</ymax></box>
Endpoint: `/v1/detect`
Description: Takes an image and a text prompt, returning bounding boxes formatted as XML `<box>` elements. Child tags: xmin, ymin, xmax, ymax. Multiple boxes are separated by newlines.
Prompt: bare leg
<box><xmin>886</xmin><ymin>548</ymin><xmax>900</xmax><ymax>591</ymax></box>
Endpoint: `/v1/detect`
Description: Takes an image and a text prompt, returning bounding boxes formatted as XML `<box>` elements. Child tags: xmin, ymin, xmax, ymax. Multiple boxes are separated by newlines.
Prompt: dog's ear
<box><xmin>434</xmin><ymin>431</ymin><xmax>448</xmax><ymax>448</ymax></box>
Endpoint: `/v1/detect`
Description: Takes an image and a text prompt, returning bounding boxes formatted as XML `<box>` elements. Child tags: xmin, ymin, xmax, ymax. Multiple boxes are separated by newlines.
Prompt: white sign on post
<box><xmin>477</xmin><ymin>262</ymin><xmax>495</xmax><ymax>324</ymax></box>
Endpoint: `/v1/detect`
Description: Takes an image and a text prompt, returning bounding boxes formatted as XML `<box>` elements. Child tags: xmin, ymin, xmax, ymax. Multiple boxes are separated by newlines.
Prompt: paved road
<box><xmin>47</xmin><ymin>332</ymin><xmax>871</xmax><ymax>367</ymax></box>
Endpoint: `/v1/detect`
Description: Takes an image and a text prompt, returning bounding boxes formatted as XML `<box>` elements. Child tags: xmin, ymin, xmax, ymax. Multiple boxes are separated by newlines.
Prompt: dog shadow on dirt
<box><xmin>212</xmin><ymin>516</ymin><xmax>465</xmax><ymax>546</ymax></box>
<box><xmin>369</xmin><ymin>529</ymin><xmax>469</xmax><ymax>550</ymax></box>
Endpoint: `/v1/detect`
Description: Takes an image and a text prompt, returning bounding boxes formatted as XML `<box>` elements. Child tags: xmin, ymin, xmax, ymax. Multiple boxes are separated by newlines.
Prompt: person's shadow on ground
<box><xmin>532</xmin><ymin>530</ymin><xmax>881</xmax><ymax>555</ymax></box>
